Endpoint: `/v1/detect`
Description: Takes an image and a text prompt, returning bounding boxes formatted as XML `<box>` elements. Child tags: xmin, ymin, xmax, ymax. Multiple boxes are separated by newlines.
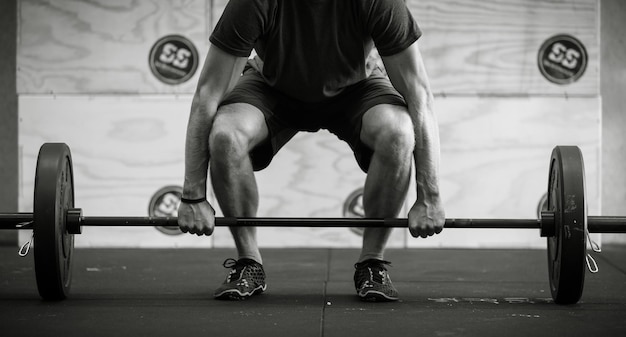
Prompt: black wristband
<box><xmin>180</xmin><ymin>197</ymin><xmax>206</xmax><ymax>204</ymax></box>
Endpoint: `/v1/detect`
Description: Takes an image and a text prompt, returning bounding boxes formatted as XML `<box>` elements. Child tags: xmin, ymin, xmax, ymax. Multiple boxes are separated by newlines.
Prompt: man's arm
<box><xmin>179</xmin><ymin>44</ymin><xmax>248</xmax><ymax>235</ymax></box>
<box><xmin>381</xmin><ymin>41</ymin><xmax>446</xmax><ymax>238</ymax></box>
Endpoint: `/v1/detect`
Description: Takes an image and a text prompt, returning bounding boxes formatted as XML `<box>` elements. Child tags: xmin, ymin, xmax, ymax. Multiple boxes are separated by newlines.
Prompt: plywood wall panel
<box><xmin>19</xmin><ymin>0</ymin><xmax>598</xmax><ymax>96</ymax></box>
<box><xmin>18</xmin><ymin>95</ymin><xmax>599</xmax><ymax>248</ymax></box>
<box><xmin>17</xmin><ymin>95</ymin><xmax>381</xmax><ymax>248</ymax></box>
<box><xmin>18</xmin><ymin>95</ymin><xmax>199</xmax><ymax>247</ymax></box>
<box><xmin>17</xmin><ymin>0</ymin><xmax>209</xmax><ymax>95</ymax></box>
<box><xmin>408</xmin><ymin>0</ymin><xmax>599</xmax><ymax>96</ymax></box>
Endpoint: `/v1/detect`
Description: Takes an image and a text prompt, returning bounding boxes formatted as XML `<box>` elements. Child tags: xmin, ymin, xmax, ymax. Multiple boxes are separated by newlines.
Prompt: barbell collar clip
<box><xmin>66</xmin><ymin>208</ymin><xmax>83</xmax><ymax>235</ymax></box>
<box><xmin>540</xmin><ymin>211</ymin><xmax>555</xmax><ymax>237</ymax></box>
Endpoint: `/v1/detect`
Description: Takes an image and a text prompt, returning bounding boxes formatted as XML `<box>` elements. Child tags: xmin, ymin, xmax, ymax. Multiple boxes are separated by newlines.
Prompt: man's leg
<box><xmin>209</xmin><ymin>103</ymin><xmax>269</xmax><ymax>264</ymax></box>
<box><xmin>351</xmin><ymin>103</ymin><xmax>414</xmax><ymax>301</ymax></box>
<box><xmin>359</xmin><ymin>104</ymin><xmax>414</xmax><ymax>262</ymax></box>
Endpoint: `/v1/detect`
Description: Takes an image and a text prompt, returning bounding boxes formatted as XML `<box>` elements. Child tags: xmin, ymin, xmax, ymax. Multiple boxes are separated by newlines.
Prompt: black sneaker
<box><xmin>214</xmin><ymin>258</ymin><xmax>267</xmax><ymax>300</ymax></box>
<box><xmin>354</xmin><ymin>259</ymin><xmax>399</xmax><ymax>302</ymax></box>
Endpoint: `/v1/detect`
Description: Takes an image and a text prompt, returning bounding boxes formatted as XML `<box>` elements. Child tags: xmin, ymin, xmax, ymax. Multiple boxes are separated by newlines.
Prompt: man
<box><xmin>178</xmin><ymin>0</ymin><xmax>445</xmax><ymax>302</ymax></box>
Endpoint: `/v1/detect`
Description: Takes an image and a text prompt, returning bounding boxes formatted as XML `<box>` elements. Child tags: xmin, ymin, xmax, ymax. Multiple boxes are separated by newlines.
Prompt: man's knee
<box><xmin>363</xmin><ymin>105</ymin><xmax>415</xmax><ymax>159</ymax></box>
<box><xmin>209</xmin><ymin>126</ymin><xmax>248</xmax><ymax>161</ymax></box>
<box><xmin>209</xmin><ymin>105</ymin><xmax>260</xmax><ymax>160</ymax></box>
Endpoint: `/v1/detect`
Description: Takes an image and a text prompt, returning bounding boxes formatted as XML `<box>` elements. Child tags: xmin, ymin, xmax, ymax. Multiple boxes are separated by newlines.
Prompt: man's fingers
<box><xmin>196</xmin><ymin>223</ymin><xmax>214</xmax><ymax>236</ymax></box>
<box><xmin>178</xmin><ymin>221</ymin><xmax>198</xmax><ymax>235</ymax></box>
<box><xmin>435</xmin><ymin>224</ymin><xmax>444</xmax><ymax>234</ymax></box>
<box><xmin>409</xmin><ymin>226</ymin><xmax>419</xmax><ymax>238</ymax></box>
<box><xmin>415</xmin><ymin>228</ymin><xmax>428</xmax><ymax>238</ymax></box>
<box><xmin>410</xmin><ymin>223</ymin><xmax>441</xmax><ymax>238</ymax></box>
<box><xmin>409</xmin><ymin>225</ymin><xmax>428</xmax><ymax>238</ymax></box>
<box><xmin>179</xmin><ymin>220</ymin><xmax>214</xmax><ymax>236</ymax></box>
<box><xmin>202</xmin><ymin>226</ymin><xmax>214</xmax><ymax>236</ymax></box>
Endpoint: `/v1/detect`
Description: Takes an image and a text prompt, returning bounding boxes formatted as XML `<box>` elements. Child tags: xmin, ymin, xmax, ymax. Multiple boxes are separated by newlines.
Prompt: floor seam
<box><xmin>319</xmin><ymin>248</ymin><xmax>332</xmax><ymax>337</ymax></box>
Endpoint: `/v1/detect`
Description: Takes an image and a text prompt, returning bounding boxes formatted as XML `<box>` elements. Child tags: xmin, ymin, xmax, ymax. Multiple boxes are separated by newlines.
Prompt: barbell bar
<box><xmin>2</xmin><ymin>213</ymin><xmax>626</xmax><ymax>232</ymax></box>
<box><xmin>0</xmin><ymin>143</ymin><xmax>624</xmax><ymax>304</ymax></box>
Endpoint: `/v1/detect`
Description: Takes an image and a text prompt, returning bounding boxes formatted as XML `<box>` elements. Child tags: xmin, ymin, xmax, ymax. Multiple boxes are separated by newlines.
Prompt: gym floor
<box><xmin>1</xmin><ymin>246</ymin><xmax>625</xmax><ymax>336</ymax></box>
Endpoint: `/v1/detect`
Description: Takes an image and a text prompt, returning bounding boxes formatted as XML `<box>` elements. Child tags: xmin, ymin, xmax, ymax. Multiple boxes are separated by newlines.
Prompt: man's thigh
<box><xmin>216</xmin><ymin>67</ymin><xmax>299</xmax><ymax>171</ymax></box>
<box><xmin>213</xmin><ymin>103</ymin><xmax>293</xmax><ymax>172</ymax></box>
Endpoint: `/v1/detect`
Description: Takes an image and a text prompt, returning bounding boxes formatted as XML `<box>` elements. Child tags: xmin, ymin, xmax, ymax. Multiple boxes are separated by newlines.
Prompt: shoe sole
<box><xmin>358</xmin><ymin>290</ymin><xmax>399</xmax><ymax>302</ymax></box>
<box><xmin>214</xmin><ymin>284</ymin><xmax>267</xmax><ymax>301</ymax></box>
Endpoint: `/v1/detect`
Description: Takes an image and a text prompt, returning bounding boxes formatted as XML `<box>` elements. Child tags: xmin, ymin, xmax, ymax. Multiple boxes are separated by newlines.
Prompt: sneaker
<box><xmin>354</xmin><ymin>259</ymin><xmax>399</xmax><ymax>302</ymax></box>
<box><xmin>214</xmin><ymin>258</ymin><xmax>267</xmax><ymax>300</ymax></box>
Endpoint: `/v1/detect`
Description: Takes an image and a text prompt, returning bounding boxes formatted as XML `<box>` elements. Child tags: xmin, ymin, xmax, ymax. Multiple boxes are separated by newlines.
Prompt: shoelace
<box><xmin>355</xmin><ymin>260</ymin><xmax>392</xmax><ymax>284</ymax></box>
<box><xmin>223</xmin><ymin>258</ymin><xmax>246</xmax><ymax>283</ymax></box>
<box><xmin>222</xmin><ymin>258</ymin><xmax>260</xmax><ymax>283</ymax></box>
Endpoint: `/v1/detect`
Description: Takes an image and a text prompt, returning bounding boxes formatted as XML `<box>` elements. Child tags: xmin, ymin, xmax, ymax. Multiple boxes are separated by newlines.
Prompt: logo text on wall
<box><xmin>538</xmin><ymin>34</ymin><xmax>588</xmax><ymax>85</ymax></box>
<box><xmin>149</xmin><ymin>35</ymin><xmax>199</xmax><ymax>85</ymax></box>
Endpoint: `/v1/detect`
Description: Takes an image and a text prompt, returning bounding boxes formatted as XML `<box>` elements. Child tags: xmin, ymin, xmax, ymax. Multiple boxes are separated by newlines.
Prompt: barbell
<box><xmin>1</xmin><ymin>143</ymin><xmax>625</xmax><ymax>304</ymax></box>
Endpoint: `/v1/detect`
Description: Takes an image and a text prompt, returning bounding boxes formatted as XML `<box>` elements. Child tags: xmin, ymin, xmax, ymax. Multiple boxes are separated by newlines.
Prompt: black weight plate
<box><xmin>34</xmin><ymin>143</ymin><xmax>75</xmax><ymax>300</ymax></box>
<box><xmin>546</xmin><ymin>146</ymin><xmax>587</xmax><ymax>304</ymax></box>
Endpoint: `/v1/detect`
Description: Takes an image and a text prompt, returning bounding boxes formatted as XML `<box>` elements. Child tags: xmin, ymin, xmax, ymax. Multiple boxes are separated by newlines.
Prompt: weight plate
<box><xmin>149</xmin><ymin>185</ymin><xmax>184</xmax><ymax>236</ymax></box>
<box><xmin>34</xmin><ymin>143</ymin><xmax>75</xmax><ymax>300</ymax></box>
<box><xmin>546</xmin><ymin>146</ymin><xmax>587</xmax><ymax>304</ymax></box>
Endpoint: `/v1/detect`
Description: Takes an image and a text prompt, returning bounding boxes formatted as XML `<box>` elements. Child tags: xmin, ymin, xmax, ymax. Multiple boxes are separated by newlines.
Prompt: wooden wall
<box><xmin>407</xmin><ymin>0</ymin><xmax>599</xmax><ymax>96</ymax></box>
<box><xmin>17</xmin><ymin>0</ymin><xmax>601</xmax><ymax>248</ymax></box>
<box><xmin>19</xmin><ymin>0</ymin><xmax>599</xmax><ymax>97</ymax></box>
<box><xmin>600</xmin><ymin>0</ymin><xmax>626</xmax><ymax>244</ymax></box>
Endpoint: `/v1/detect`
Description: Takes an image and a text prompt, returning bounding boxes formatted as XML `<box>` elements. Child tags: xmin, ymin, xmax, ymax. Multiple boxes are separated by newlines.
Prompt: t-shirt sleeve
<box><xmin>365</xmin><ymin>0</ymin><xmax>422</xmax><ymax>57</ymax></box>
<box><xmin>209</xmin><ymin>0</ymin><xmax>269</xmax><ymax>57</ymax></box>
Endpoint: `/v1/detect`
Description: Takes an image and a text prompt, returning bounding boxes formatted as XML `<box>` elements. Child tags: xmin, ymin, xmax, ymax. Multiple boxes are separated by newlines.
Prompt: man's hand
<box><xmin>408</xmin><ymin>198</ymin><xmax>445</xmax><ymax>238</ymax></box>
<box><xmin>178</xmin><ymin>201</ymin><xmax>216</xmax><ymax>236</ymax></box>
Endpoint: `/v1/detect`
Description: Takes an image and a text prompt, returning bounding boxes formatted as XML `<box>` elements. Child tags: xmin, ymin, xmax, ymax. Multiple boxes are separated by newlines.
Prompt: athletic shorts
<box><xmin>218</xmin><ymin>66</ymin><xmax>407</xmax><ymax>173</ymax></box>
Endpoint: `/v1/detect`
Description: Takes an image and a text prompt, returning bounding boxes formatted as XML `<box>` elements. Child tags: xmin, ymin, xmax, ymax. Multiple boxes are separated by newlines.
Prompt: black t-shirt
<box><xmin>210</xmin><ymin>0</ymin><xmax>421</xmax><ymax>102</ymax></box>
